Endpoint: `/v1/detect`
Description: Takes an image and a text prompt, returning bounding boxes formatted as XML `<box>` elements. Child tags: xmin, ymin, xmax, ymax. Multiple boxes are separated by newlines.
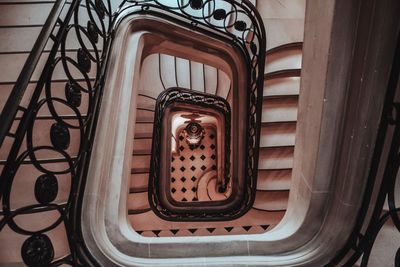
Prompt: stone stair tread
<box><xmin>265</xmin><ymin>49</ymin><xmax>302</xmax><ymax>73</ymax></box>
<box><xmin>131</xmin><ymin>155</ymin><xmax>151</xmax><ymax>169</ymax></box>
<box><xmin>262</xmin><ymin>96</ymin><xmax>298</xmax><ymax>123</ymax></box>
<box><xmin>136</xmin><ymin>117</ymin><xmax>154</xmax><ymax>123</ymax></box>
<box><xmin>136</xmin><ymin>96</ymin><xmax>156</xmax><ymax>110</ymax></box>
<box><xmin>260</xmin><ymin>121</ymin><xmax>296</xmax><ymax>147</ymax></box>
<box><xmin>129</xmin><ymin>186</ymin><xmax>148</xmax><ymax>194</ymax></box>
<box><xmin>264</xmin><ymin>69</ymin><xmax>301</xmax><ymax>80</ymax></box>
<box><xmin>131</xmin><ymin>167</ymin><xmax>150</xmax><ymax>174</ymax></box>
<box><xmin>253</xmin><ymin>190</ymin><xmax>289</xmax><ymax>211</ymax></box>
<box><xmin>263</xmin><ymin>95</ymin><xmax>299</xmax><ymax>105</ymax></box>
<box><xmin>133</xmin><ymin>138</ymin><xmax>152</xmax><ymax>150</ymax></box>
<box><xmin>265</xmin><ymin>42</ymin><xmax>303</xmax><ymax>56</ymax></box>
<box><xmin>130</xmin><ymin>173</ymin><xmax>149</xmax><ymax>189</ymax></box>
<box><xmin>128</xmin><ymin>207</ymin><xmax>152</xmax><ymax>215</ymax></box>
<box><xmin>257</xmin><ymin>169</ymin><xmax>292</xmax><ymax>191</ymax></box>
<box><xmin>134</xmin><ymin>132</ymin><xmax>153</xmax><ymax>139</ymax></box>
<box><xmin>258</xmin><ymin>146</ymin><xmax>294</xmax><ymax>170</ymax></box>
<box><xmin>134</xmin><ymin>123</ymin><xmax>153</xmax><ymax>135</ymax></box>
<box><xmin>263</xmin><ymin>94</ymin><xmax>299</xmax><ymax>100</ymax></box>
<box><xmin>132</xmin><ymin>149</ymin><xmax>151</xmax><ymax>156</ymax></box>
<box><xmin>127</xmin><ymin>191</ymin><xmax>149</xmax><ymax>211</ymax></box>
<box><xmin>264</xmin><ymin>76</ymin><xmax>301</xmax><ymax>97</ymax></box>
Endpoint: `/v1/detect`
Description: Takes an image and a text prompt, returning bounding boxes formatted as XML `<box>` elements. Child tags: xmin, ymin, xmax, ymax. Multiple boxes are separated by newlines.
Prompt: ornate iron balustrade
<box><xmin>150</xmin><ymin>87</ymin><xmax>236</xmax><ymax>221</ymax></box>
<box><xmin>0</xmin><ymin>0</ymin><xmax>113</xmax><ymax>265</ymax></box>
<box><xmin>0</xmin><ymin>0</ymin><xmax>398</xmax><ymax>266</ymax></box>
<box><xmin>0</xmin><ymin>0</ymin><xmax>265</xmax><ymax>265</ymax></box>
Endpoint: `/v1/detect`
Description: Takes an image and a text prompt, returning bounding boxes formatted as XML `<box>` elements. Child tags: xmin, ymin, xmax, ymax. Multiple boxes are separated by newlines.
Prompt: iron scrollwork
<box><xmin>149</xmin><ymin>87</ymin><xmax>235</xmax><ymax>220</ymax></box>
<box><xmin>0</xmin><ymin>0</ymin><xmax>265</xmax><ymax>265</ymax></box>
<box><xmin>2</xmin><ymin>0</ymin><xmax>398</xmax><ymax>266</ymax></box>
<box><xmin>0</xmin><ymin>0</ymin><xmax>112</xmax><ymax>266</ymax></box>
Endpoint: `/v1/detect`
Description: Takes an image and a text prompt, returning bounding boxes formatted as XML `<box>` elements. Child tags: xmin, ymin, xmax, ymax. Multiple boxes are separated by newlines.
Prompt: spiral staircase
<box><xmin>128</xmin><ymin>41</ymin><xmax>302</xmax><ymax>236</ymax></box>
<box><xmin>1</xmin><ymin>0</ymin><xmax>399</xmax><ymax>266</ymax></box>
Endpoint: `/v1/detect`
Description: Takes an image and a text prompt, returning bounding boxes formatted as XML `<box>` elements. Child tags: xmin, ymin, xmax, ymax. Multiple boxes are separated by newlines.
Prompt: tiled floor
<box><xmin>170</xmin><ymin>126</ymin><xmax>220</xmax><ymax>202</ymax></box>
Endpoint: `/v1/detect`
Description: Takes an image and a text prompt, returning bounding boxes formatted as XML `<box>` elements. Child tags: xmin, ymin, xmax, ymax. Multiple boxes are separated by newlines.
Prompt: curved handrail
<box><xmin>0</xmin><ymin>0</ymin><xmax>66</xmax><ymax>147</ymax></box>
<box><xmin>0</xmin><ymin>0</ymin><xmax>266</xmax><ymax>266</ymax></box>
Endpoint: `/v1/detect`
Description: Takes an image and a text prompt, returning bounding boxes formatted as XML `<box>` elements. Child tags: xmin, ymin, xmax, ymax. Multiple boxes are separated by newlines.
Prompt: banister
<box><xmin>0</xmin><ymin>0</ymin><xmax>66</xmax><ymax>147</ymax></box>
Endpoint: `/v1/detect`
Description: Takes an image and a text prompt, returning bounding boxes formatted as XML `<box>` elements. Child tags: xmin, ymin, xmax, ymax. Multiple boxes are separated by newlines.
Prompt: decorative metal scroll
<box><xmin>117</xmin><ymin>0</ymin><xmax>267</xmax><ymax>213</ymax></box>
<box><xmin>0</xmin><ymin>0</ymin><xmax>265</xmax><ymax>265</ymax></box>
<box><xmin>0</xmin><ymin>0</ymin><xmax>113</xmax><ymax>266</ymax></box>
<box><xmin>149</xmin><ymin>87</ymin><xmax>236</xmax><ymax>220</ymax></box>
<box><xmin>326</xmin><ymin>31</ymin><xmax>400</xmax><ymax>267</ymax></box>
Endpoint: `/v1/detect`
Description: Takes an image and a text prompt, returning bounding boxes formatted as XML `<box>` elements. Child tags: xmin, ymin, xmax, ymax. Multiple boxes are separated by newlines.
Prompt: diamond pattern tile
<box><xmin>170</xmin><ymin>126</ymin><xmax>218</xmax><ymax>202</ymax></box>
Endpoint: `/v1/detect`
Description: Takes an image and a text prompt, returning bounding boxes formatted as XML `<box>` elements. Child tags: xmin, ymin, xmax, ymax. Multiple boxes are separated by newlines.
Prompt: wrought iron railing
<box><xmin>0</xmin><ymin>0</ymin><xmax>265</xmax><ymax>265</ymax></box>
<box><xmin>149</xmin><ymin>87</ymin><xmax>234</xmax><ymax>220</ymax></box>
<box><xmin>0</xmin><ymin>0</ymin><xmax>399</xmax><ymax>266</ymax></box>
<box><xmin>0</xmin><ymin>0</ymin><xmax>112</xmax><ymax>266</ymax></box>
<box><xmin>111</xmin><ymin>1</ymin><xmax>267</xmax><ymax>221</ymax></box>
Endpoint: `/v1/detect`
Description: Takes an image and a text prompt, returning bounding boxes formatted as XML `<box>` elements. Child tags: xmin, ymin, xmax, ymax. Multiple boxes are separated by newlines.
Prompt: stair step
<box><xmin>130</xmin><ymin>173</ymin><xmax>149</xmax><ymax>190</ymax></box>
<box><xmin>137</xmin><ymin>94</ymin><xmax>156</xmax><ymax>110</ymax></box>
<box><xmin>253</xmin><ymin>190</ymin><xmax>289</xmax><ymax>211</ymax></box>
<box><xmin>134</xmin><ymin>123</ymin><xmax>153</xmax><ymax>135</ymax></box>
<box><xmin>131</xmin><ymin>168</ymin><xmax>150</xmax><ymax>174</ymax></box>
<box><xmin>136</xmin><ymin>109</ymin><xmax>155</xmax><ymax>120</ymax></box>
<box><xmin>204</xmin><ymin>65</ymin><xmax>218</xmax><ymax>96</ymax></box>
<box><xmin>138</xmin><ymin>89</ymin><xmax>160</xmax><ymax>100</ymax></box>
<box><xmin>134</xmin><ymin>132</ymin><xmax>152</xmax><ymax>139</ymax></box>
<box><xmin>264</xmin><ymin>76</ymin><xmax>300</xmax><ymax>97</ymax></box>
<box><xmin>140</xmin><ymin>53</ymin><xmax>166</xmax><ymax>95</ymax></box>
<box><xmin>260</xmin><ymin>121</ymin><xmax>296</xmax><ymax>147</ymax></box>
<box><xmin>264</xmin><ymin>69</ymin><xmax>301</xmax><ymax>80</ymax></box>
<box><xmin>131</xmin><ymin>155</ymin><xmax>151</xmax><ymax>170</ymax></box>
<box><xmin>133</xmin><ymin>138</ymin><xmax>152</xmax><ymax>151</ymax></box>
<box><xmin>159</xmin><ymin>54</ymin><xmax>177</xmax><ymax>89</ymax></box>
<box><xmin>265</xmin><ymin>42</ymin><xmax>303</xmax><ymax>56</ymax></box>
<box><xmin>129</xmin><ymin>186</ymin><xmax>148</xmax><ymax>194</ymax></box>
<box><xmin>258</xmin><ymin>146</ymin><xmax>294</xmax><ymax>170</ymax></box>
<box><xmin>265</xmin><ymin>48</ymin><xmax>302</xmax><ymax>73</ymax></box>
<box><xmin>190</xmin><ymin>61</ymin><xmax>206</xmax><ymax>92</ymax></box>
<box><xmin>262</xmin><ymin>96</ymin><xmax>298</xmax><ymax>123</ymax></box>
<box><xmin>136</xmin><ymin>117</ymin><xmax>154</xmax><ymax>123</ymax></box>
<box><xmin>257</xmin><ymin>169</ymin><xmax>292</xmax><ymax>191</ymax></box>
<box><xmin>128</xmin><ymin>207</ymin><xmax>152</xmax><ymax>215</ymax></box>
<box><xmin>127</xmin><ymin>192</ymin><xmax>149</xmax><ymax>211</ymax></box>
<box><xmin>132</xmin><ymin>149</ymin><xmax>151</xmax><ymax>156</ymax></box>
<box><xmin>263</xmin><ymin>94</ymin><xmax>298</xmax><ymax>101</ymax></box>
<box><xmin>216</xmin><ymin>69</ymin><xmax>231</xmax><ymax>99</ymax></box>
